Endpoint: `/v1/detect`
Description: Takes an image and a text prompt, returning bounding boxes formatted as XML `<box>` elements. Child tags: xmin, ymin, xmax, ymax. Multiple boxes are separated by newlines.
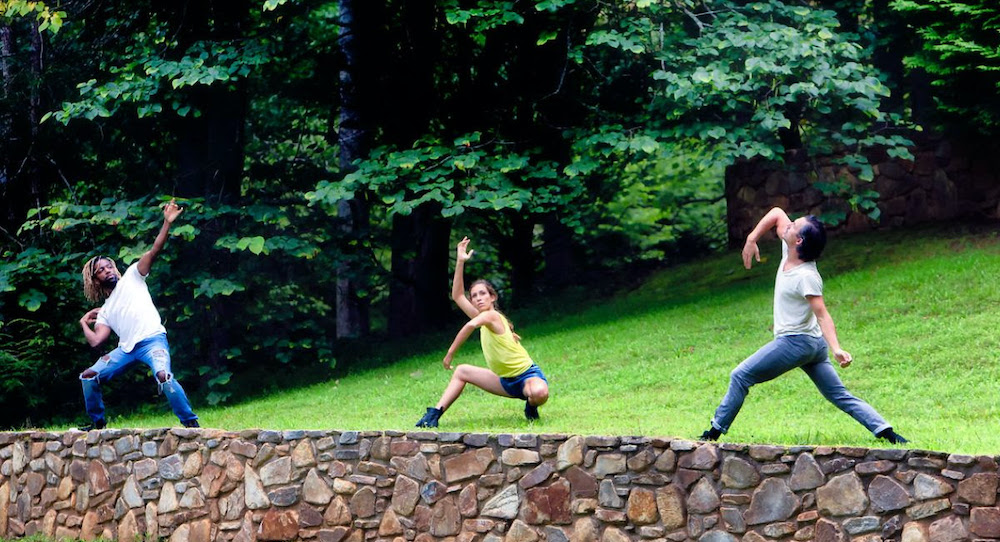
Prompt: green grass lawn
<box><xmin>67</xmin><ymin>224</ymin><xmax>1000</xmax><ymax>454</ymax></box>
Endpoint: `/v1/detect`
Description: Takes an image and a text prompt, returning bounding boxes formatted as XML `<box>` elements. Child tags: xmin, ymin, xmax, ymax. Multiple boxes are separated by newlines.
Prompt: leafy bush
<box><xmin>892</xmin><ymin>0</ymin><xmax>1000</xmax><ymax>134</ymax></box>
<box><xmin>0</xmin><ymin>195</ymin><xmax>341</xmax><ymax>428</ymax></box>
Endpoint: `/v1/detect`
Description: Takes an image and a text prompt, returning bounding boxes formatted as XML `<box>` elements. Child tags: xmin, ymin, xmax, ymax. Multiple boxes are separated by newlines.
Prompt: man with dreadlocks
<box><xmin>77</xmin><ymin>199</ymin><xmax>199</xmax><ymax>430</ymax></box>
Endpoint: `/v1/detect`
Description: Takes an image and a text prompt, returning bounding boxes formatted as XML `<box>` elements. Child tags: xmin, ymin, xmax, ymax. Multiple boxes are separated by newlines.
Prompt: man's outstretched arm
<box><xmin>137</xmin><ymin>199</ymin><xmax>183</xmax><ymax>276</ymax></box>
<box><xmin>742</xmin><ymin>207</ymin><xmax>792</xmax><ymax>269</ymax></box>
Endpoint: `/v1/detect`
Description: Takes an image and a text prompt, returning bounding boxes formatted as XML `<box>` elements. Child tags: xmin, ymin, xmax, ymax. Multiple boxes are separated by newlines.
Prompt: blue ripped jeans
<box><xmin>711</xmin><ymin>334</ymin><xmax>891</xmax><ymax>436</ymax></box>
<box><xmin>80</xmin><ymin>333</ymin><xmax>198</xmax><ymax>425</ymax></box>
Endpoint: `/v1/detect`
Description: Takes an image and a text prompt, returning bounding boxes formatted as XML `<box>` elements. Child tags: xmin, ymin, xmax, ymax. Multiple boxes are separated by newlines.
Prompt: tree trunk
<box><xmin>22</xmin><ymin>23</ymin><xmax>43</xmax><ymax>222</ymax></box>
<box><xmin>173</xmin><ymin>87</ymin><xmax>246</xmax><ymax>204</ymax></box>
<box><xmin>872</xmin><ymin>0</ymin><xmax>906</xmax><ymax>113</ymax></box>
<box><xmin>336</xmin><ymin>0</ymin><xmax>371</xmax><ymax>338</ymax></box>
<box><xmin>170</xmin><ymin>0</ymin><xmax>247</xmax><ymax>205</ymax></box>
<box><xmin>0</xmin><ymin>24</ymin><xmax>14</xmax><ymax>88</ymax></box>
<box><xmin>388</xmin><ymin>204</ymin><xmax>451</xmax><ymax>336</ymax></box>
<box><xmin>778</xmin><ymin>122</ymin><xmax>802</xmax><ymax>151</ymax></box>
<box><xmin>500</xmin><ymin>10</ymin><xmax>581</xmax><ymax>303</ymax></box>
<box><xmin>28</xmin><ymin>23</ymin><xmax>39</xmax><ymax>132</ymax></box>
<box><xmin>542</xmin><ymin>215</ymin><xmax>574</xmax><ymax>291</ymax></box>
<box><xmin>1</xmin><ymin>24</ymin><xmax>13</xmax><ymax>228</ymax></box>
<box><xmin>0</xmin><ymin>22</ymin><xmax>47</xmax><ymax>232</ymax></box>
<box><xmin>378</xmin><ymin>0</ymin><xmax>437</xmax><ymax>143</ymax></box>
<box><xmin>906</xmin><ymin>68</ymin><xmax>934</xmax><ymax>129</ymax></box>
<box><xmin>0</xmin><ymin>24</ymin><xmax>11</xmax><ymax>97</ymax></box>
<box><xmin>167</xmin><ymin>1</ymin><xmax>249</xmax><ymax>378</ymax></box>
<box><xmin>382</xmin><ymin>0</ymin><xmax>450</xmax><ymax>335</ymax></box>
<box><xmin>499</xmin><ymin>215</ymin><xmax>536</xmax><ymax>308</ymax></box>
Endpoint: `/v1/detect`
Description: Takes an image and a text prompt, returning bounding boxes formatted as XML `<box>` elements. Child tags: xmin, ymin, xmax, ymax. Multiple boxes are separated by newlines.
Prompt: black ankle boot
<box><xmin>699</xmin><ymin>427</ymin><xmax>721</xmax><ymax>441</ymax></box>
<box><xmin>524</xmin><ymin>402</ymin><xmax>540</xmax><ymax>421</ymax></box>
<box><xmin>78</xmin><ymin>419</ymin><xmax>106</xmax><ymax>431</ymax></box>
<box><xmin>877</xmin><ymin>428</ymin><xmax>909</xmax><ymax>444</ymax></box>
<box><xmin>415</xmin><ymin>407</ymin><xmax>443</xmax><ymax>428</ymax></box>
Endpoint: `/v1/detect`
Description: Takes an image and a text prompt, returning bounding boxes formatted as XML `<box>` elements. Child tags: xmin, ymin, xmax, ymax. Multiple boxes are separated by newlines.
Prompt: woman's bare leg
<box><xmin>436</xmin><ymin>364</ymin><xmax>510</xmax><ymax>411</ymax></box>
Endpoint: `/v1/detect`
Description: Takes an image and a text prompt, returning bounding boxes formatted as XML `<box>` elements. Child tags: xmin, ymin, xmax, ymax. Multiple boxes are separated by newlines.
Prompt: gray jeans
<box><xmin>711</xmin><ymin>334</ymin><xmax>892</xmax><ymax>435</ymax></box>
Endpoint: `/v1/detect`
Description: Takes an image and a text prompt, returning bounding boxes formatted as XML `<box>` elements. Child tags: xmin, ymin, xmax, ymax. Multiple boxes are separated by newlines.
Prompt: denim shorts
<box><xmin>500</xmin><ymin>364</ymin><xmax>548</xmax><ymax>400</ymax></box>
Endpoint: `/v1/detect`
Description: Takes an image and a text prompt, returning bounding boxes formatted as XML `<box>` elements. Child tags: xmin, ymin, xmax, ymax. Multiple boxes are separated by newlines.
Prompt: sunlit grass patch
<box><xmin>78</xmin><ymin>224</ymin><xmax>1000</xmax><ymax>454</ymax></box>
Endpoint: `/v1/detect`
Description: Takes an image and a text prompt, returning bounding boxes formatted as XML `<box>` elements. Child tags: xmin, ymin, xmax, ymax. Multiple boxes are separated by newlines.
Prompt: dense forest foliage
<box><xmin>0</xmin><ymin>0</ymin><xmax>995</xmax><ymax>428</ymax></box>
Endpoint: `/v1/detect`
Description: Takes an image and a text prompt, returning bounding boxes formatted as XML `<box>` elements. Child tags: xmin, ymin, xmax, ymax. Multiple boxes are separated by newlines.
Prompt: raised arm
<box><xmin>137</xmin><ymin>199</ymin><xmax>183</xmax><ymax>276</ymax></box>
<box><xmin>808</xmin><ymin>295</ymin><xmax>853</xmax><ymax>368</ymax></box>
<box><xmin>742</xmin><ymin>207</ymin><xmax>793</xmax><ymax>269</ymax></box>
<box><xmin>451</xmin><ymin>237</ymin><xmax>479</xmax><ymax>319</ymax></box>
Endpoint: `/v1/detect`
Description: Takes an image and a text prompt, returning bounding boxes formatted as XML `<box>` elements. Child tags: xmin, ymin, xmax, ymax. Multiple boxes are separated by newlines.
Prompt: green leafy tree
<box><xmin>0</xmin><ymin>1</ymin><xmax>341</xmax><ymax>422</ymax></box>
<box><xmin>0</xmin><ymin>0</ymin><xmax>922</xmax><ymax>428</ymax></box>
<box><xmin>0</xmin><ymin>0</ymin><xmax>66</xmax><ymax>231</ymax></box>
<box><xmin>567</xmin><ymin>0</ymin><xmax>913</xmax><ymax>223</ymax></box>
<box><xmin>891</xmin><ymin>0</ymin><xmax>1000</xmax><ymax>134</ymax></box>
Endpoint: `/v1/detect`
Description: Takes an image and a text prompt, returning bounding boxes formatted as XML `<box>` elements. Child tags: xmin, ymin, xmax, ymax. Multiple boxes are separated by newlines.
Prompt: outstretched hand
<box><xmin>457</xmin><ymin>237</ymin><xmax>474</xmax><ymax>263</ymax></box>
<box><xmin>163</xmin><ymin>199</ymin><xmax>183</xmax><ymax>224</ymax></box>
<box><xmin>742</xmin><ymin>239</ymin><xmax>760</xmax><ymax>269</ymax></box>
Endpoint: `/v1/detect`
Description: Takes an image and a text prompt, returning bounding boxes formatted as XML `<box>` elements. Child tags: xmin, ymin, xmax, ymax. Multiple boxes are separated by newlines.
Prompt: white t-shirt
<box><xmin>96</xmin><ymin>263</ymin><xmax>166</xmax><ymax>352</ymax></box>
<box><xmin>773</xmin><ymin>242</ymin><xmax>823</xmax><ymax>338</ymax></box>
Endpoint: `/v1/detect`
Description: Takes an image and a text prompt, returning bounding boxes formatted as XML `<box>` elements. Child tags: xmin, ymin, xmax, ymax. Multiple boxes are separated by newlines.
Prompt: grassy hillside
<box><xmin>76</xmin><ymin>224</ymin><xmax>1000</xmax><ymax>454</ymax></box>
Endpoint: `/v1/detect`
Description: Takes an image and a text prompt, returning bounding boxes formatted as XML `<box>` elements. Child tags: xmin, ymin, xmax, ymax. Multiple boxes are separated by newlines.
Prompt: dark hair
<box><xmin>796</xmin><ymin>215</ymin><xmax>826</xmax><ymax>261</ymax></box>
<box><xmin>469</xmin><ymin>279</ymin><xmax>500</xmax><ymax>309</ymax></box>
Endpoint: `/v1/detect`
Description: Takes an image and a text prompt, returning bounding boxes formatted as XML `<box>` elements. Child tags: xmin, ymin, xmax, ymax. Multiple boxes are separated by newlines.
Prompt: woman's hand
<box><xmin>457</xmin><ymin>237</ymin><xmax>474</xmax><ymax>263</ymax></box>
<box><xmin>442</xmin><ymin>353</ymin><xmax>454</xmax><ymax>370</ymax></box>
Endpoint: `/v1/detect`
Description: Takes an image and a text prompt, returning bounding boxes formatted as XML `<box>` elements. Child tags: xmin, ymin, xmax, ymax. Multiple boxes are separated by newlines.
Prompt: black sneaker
<box><xmin>183</xmin><ymin>420</ymin><xmax>201</xmax><ymax>428</ymax></box>
<box><xmin>877</xmin><ymin>428</ymin><xmax>909</xmax><ymax>445</ymax></box>
<box><xmin>699</xmin><ymin>427</ymin><xmax>721</xmax><ymax>441</ymax></box>
<box><xmin>78</xmin><ymin>419</ymin><xmax>106</xmax><ymax>431</ymax></box>
<box><xmin>524</xmin><ymin>402</ymin><xmax>540</xmax><ymax>421</ymax></box>
<box><xmin>415</xmin><ymin>407</ymin><xmax>442</xmax><ymax>428</ymax></box>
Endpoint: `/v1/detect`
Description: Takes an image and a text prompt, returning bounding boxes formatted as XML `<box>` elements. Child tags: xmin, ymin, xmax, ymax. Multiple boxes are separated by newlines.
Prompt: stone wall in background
<box><xmin>724</xmin><ymin>135</ymin><xmax>1000</xmax><ymax>246</ymax></box>
<box><xmin>1</xmin><ymin>428</ymin><xmax>999</xmax><ymax>542</ymax></box>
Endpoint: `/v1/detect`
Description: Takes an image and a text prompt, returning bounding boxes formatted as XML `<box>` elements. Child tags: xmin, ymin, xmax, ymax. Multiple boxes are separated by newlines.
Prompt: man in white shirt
<box><xmin>699</xmin><ymin>207</ymin><xmax>906</xmax><ymax>444</ymax></box>
<box><xmin>77</xmin><ymin>199</ymin><xmax>199</xmax><ymax>430</ymax></box>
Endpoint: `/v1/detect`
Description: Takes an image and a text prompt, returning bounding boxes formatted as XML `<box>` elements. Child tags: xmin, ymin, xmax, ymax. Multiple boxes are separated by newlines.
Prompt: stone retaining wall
<box><xmin>1</xmin><ymin>429</ymin><xmax>998</xmax><ymax>541</ymax></box>
<box><xmin>724</xmin><ymin>136</ymin><xmax>1000</xmax><ymax>246</ymax></box>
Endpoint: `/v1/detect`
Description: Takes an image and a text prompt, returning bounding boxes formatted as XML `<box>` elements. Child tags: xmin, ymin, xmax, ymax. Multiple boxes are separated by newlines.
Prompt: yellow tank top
<box><xmin>479</xmin><ymin>312</ymin><xmax>533</xmax><ymax>378</ymax></box>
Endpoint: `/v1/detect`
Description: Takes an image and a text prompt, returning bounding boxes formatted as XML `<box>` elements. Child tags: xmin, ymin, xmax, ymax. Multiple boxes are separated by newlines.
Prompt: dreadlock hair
<box><xmin>82</xmin><ymin>256</ymin><xmax>121</xmax><ymax>303</ymax></box>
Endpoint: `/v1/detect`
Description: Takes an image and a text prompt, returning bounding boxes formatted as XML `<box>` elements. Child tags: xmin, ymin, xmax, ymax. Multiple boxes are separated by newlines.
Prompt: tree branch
<box><xmin>675</xmin><ymin>0</ymin><xmax>706</xmax><ymax>32</ymax></box>
<box><xmin>673</xmin><ymin>193</ymin><xmax>726</xmax><ymax>207</ymax></box>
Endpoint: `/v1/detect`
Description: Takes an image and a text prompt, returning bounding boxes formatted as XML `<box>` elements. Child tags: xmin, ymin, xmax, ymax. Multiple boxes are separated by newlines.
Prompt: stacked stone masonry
<box><xmin>0</xmin><ymin>429</ymin><xmax>997</xmax><ymax>542</ymax></box>
<box><xmin>724</xmin><ymin>136</ymin><xmax>1000</xmax><ymax>245</ymax></box>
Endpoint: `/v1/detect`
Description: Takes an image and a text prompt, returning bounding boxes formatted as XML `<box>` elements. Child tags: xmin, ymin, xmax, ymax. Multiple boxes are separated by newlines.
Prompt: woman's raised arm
<box><xmin>452</xmin><ymin>237</ymin><xmax>479</xmax><ymax>319</ymax></box>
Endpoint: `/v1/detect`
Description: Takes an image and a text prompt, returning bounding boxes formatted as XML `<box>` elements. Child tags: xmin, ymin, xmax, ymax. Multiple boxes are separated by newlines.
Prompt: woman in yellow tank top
<box><xmin>415</xmin><ymin>237</ymin><xmax>550</xmax><ymax>428</ymax></box>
